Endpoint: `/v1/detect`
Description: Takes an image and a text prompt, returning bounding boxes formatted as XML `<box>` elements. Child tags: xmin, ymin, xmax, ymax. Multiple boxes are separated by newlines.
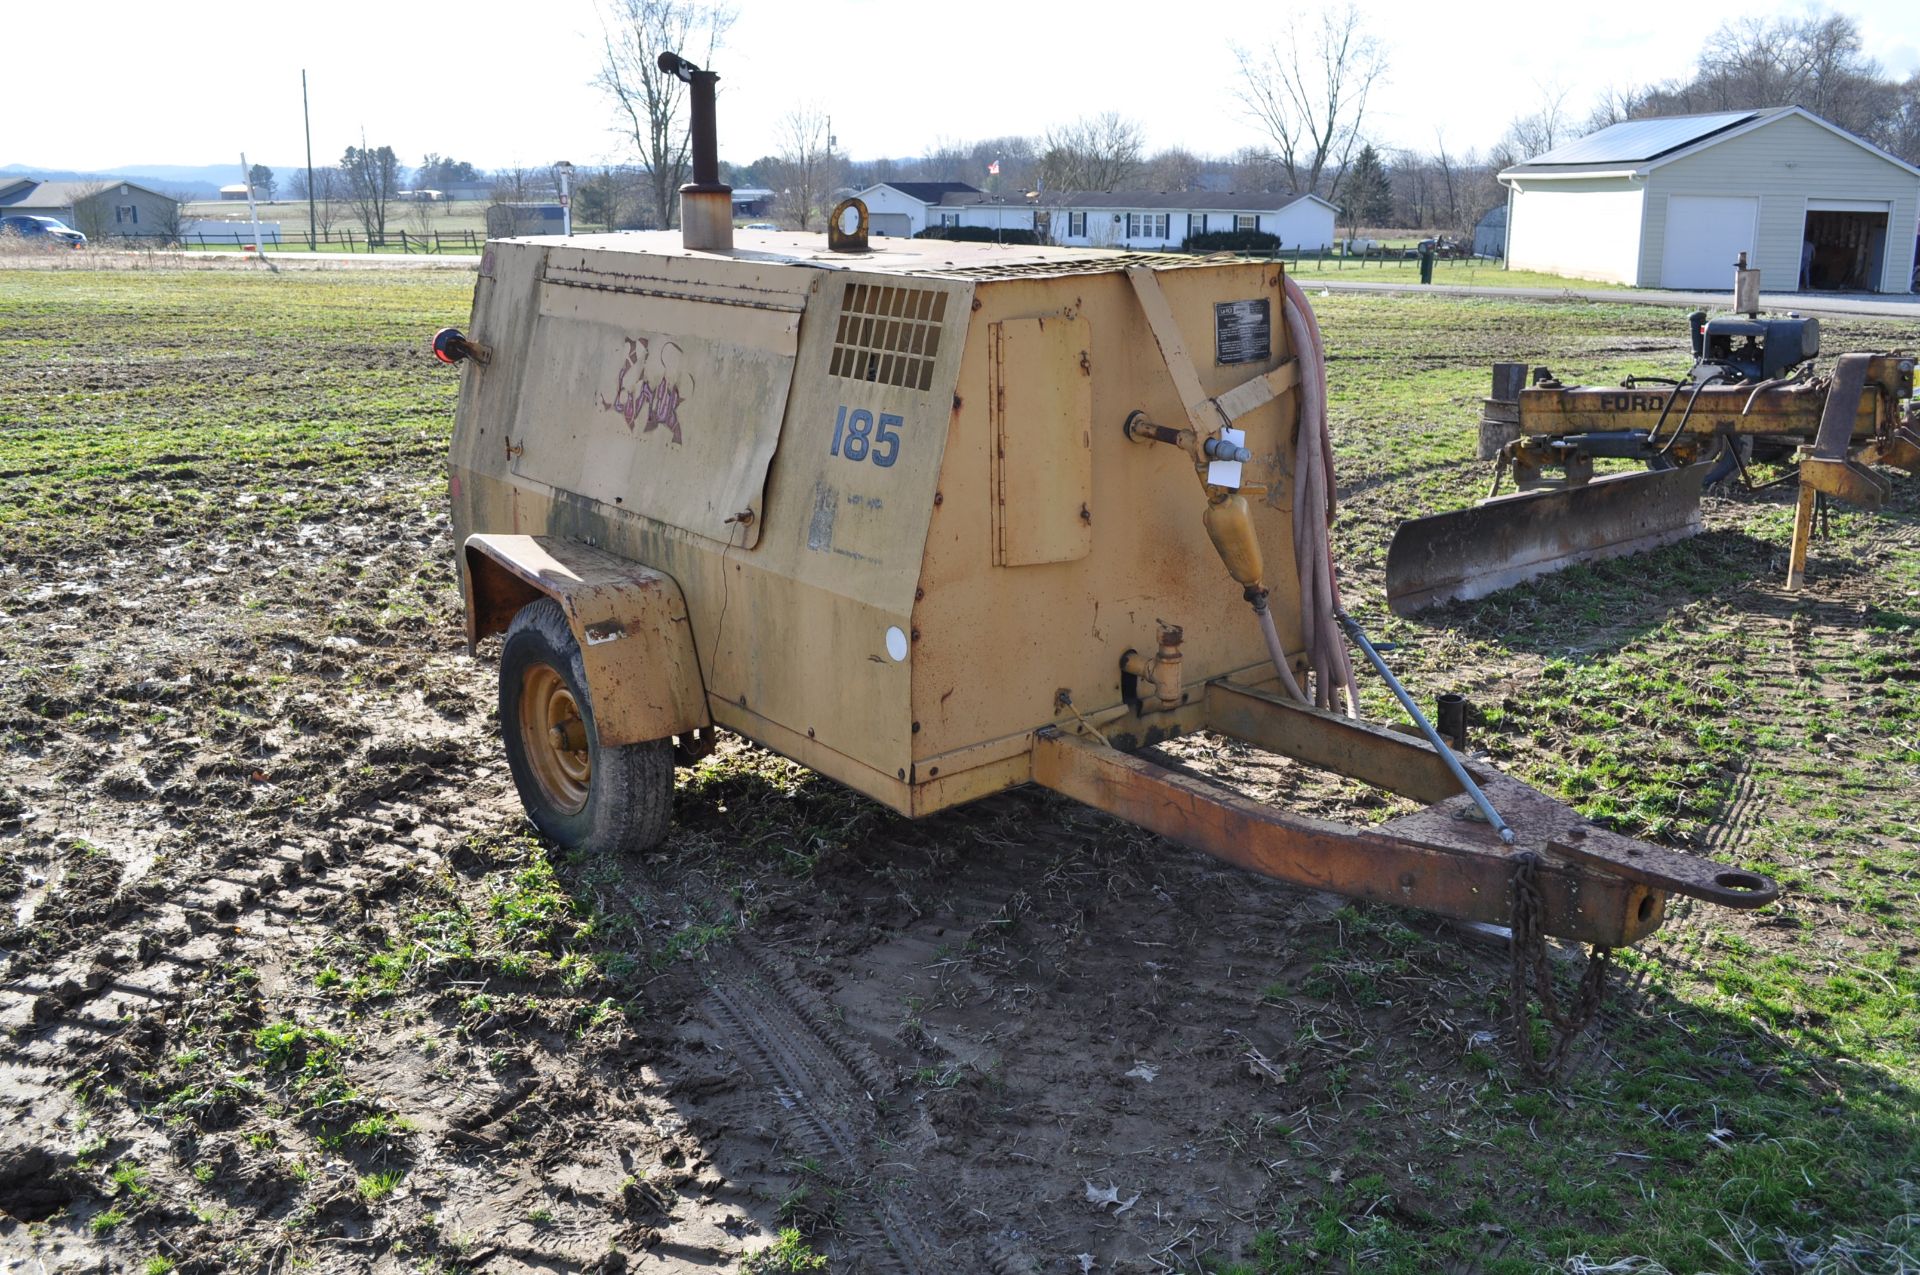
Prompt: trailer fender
<box><xmin>463</xmin><ymin>533</ymin><xmax>710</xmax><ymax>748</ymax></box>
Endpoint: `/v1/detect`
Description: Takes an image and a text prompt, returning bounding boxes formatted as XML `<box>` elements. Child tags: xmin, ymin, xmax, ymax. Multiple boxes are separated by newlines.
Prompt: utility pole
<box><xmin>240</xmin><ymin>152</ymin><xmax>269</xmax><ymax>260</ymax></box>
<box><xmin>302</xmin><ymin>70</ymin><xmax>317</xmax><ymax>252</ymax></box>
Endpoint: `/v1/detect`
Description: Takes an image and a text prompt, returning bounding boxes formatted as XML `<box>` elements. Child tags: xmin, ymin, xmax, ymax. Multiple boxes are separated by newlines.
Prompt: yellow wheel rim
<box><xmin>520</xmin><ymin>663</ymin><xmax>591</xmax><ymax>815</ymax></box>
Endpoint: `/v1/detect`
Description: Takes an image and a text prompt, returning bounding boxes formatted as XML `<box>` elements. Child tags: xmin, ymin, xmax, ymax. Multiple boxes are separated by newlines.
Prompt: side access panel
<box><xmin>507</xmin><ymin>245</ymin><xmax>810</xmax><ymax>548</ymax></box>
<box><xmin>464</xmin><ymin>533</ymin><xmax>709</xmax><ymax>748</ymax></box>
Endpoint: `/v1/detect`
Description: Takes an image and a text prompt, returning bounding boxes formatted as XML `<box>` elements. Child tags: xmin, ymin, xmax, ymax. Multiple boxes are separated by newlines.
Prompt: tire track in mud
<box><xmin>697</xmin><ymin>943</ymin><xmax>951</xmax><ymax>1275</ymax></box>
<box><xmin>1561</xmin><ymin>587</ymin><xmax>1891</xmax><ymax>1080</ymax></box>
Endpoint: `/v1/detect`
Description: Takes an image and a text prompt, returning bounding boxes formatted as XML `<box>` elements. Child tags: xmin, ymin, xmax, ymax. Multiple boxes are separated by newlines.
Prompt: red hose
<box><xmin>1280</xmin><ymin>274</ymin><xmax>1357</xmax><ymax>715</ymax></box>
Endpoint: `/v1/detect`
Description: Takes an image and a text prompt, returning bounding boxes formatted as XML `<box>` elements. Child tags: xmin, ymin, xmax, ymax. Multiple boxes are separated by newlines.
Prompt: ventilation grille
<box><xmin>828</xmin><ymin>283</ymin><xmax>947</xmax><ymax>391</ymax></box>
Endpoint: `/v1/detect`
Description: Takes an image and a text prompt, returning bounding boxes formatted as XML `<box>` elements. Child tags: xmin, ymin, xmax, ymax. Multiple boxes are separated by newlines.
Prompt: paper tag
<box><xmin>1206</xmin><ymin>426</ymin><xmax>1245</xmax><ymax>488</ymax></box>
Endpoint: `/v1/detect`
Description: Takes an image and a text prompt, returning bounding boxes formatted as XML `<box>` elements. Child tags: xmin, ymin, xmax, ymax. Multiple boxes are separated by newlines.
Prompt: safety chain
<box><xmin>1508</xmin><ymin>851</ymin><xmax>1613</xmax><ymax>1081</ymax></box>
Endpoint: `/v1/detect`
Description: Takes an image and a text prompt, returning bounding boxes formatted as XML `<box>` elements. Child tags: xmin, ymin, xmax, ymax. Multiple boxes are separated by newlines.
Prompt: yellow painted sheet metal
<box><xmin>509</xmin><ymin>278</ymin><xmax>800</xmax><ymax>548</ymax></box>
<box><xmin>464</xmin><ymin>533</ymin><xmax>709</xmax><ymax>748</ymax></box>
<box><xmin>990</xmin><ymin>314</ymin><xmax>1093</xmax><ymax>566</ymax></box>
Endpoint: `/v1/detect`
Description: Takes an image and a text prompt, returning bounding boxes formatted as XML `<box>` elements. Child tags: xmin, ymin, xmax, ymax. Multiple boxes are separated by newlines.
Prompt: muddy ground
<box><xmin>1</xmin><ymin>260</ymin><xmax>1916</xmax><ymax>1274</ymax></box>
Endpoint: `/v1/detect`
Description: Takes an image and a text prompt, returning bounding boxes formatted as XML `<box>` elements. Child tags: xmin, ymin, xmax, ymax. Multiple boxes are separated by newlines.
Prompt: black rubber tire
<box><xmin>499</xmin><ymin>598</ymin><xmax>674</xmax><ymax>854</ymax></box>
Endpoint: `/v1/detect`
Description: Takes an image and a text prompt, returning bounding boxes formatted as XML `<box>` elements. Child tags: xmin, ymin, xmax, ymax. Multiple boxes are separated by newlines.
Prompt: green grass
<box><xmin>356</xmin><ymin>1169</ymin><xmax>404</xmax><ymax>1203</ymax></box>
<box><xmin>1286</xmin><ymin>258</ymin><xmax>1633</xmax><ymax>290</ymax></box>
<box><xmin>2</xmin><ymin>266</ymin><xmax>1914</xmax><ymax>1275</ymax></box>
<box><xmin>741</xmin><ymin>1228</ymin><xmax>830</xmax><ymax>1273</ymax></box>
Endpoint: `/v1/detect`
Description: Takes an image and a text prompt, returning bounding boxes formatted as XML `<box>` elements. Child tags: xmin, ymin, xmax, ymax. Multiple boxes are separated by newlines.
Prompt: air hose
<box><xmin>1276</xmin><ymin>275</ymin><xmax>1358</xmax><ymax>716</ymax></box>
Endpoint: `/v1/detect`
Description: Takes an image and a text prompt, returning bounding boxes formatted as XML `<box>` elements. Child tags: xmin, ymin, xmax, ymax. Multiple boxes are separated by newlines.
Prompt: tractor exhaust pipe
<box><xmin>658</xmin><ymin>51</ymin><xmax>732</xmax><ymax>253</ymax></box>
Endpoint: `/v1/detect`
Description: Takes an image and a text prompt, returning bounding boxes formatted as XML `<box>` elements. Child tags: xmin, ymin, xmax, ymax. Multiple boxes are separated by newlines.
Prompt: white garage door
<box><xmin>1660</xmin><ymin>195</ymin><xmax>1757</xmax><ymax>289</ymax></box>
<box><xmin>869</xmin><ymin>212</ymin><xmax>911</xmax><ymax>237</ymax></box>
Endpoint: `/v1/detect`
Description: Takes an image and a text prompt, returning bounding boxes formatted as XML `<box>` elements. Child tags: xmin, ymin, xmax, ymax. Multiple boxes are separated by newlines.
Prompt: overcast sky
<box><xmin>10</xmin><ymin>0</ymin><xmax>1919</xmax><ymax>178</ymax></box>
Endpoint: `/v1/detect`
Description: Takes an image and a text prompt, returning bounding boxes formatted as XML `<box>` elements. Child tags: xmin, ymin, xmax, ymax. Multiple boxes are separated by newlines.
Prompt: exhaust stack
<box><xmin>659</xmin><ymin>51</ymin><xmax>732</xmax><ymax>253</ymax></box>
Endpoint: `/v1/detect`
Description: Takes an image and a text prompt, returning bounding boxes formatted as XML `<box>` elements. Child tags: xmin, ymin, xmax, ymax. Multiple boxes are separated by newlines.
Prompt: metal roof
<box><xmin>868</xmin><ymin>182</ymin><xmax>982</xmax><ymax>204</ymax></box>
<box><xmin>1516</xmin><ymin>110</ymin><xmax>1763</xmax><ymax>167</ymax></box>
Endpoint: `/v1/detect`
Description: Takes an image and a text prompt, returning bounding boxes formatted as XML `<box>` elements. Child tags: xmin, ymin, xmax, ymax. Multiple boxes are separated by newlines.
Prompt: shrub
<box><xmin>914</xmin><ymin>225</ymin><xmax>1041</xmax><ymax>245</ymax></box>
<box><xmin>1181</xmin><ymin>229</ymin><xmax>1282</xmax><ymax>253</ymax></box>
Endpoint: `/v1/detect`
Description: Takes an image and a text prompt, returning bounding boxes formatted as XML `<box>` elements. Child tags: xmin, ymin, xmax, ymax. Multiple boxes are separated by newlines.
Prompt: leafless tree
<box><xmin>490</xmin><ymin>165</ymin><xmax>538</xmax><ymax>203</ymax></box>
<box><xmin>576</xmin><ymin>165</ymin><xmax>627</xmax><ymax>232</ymax></box>
<box><xmin>405</xmin><ymin>190</ymin><xmax>436</xmax><ymax>236</ymax></box>
<box><xmin>1493</xmin><ymin>83</ymin><xmax>1572</xmax><ymax>168</ymax></box>
<box><xmin>1140</xmin><ymin>147</ymin><xmax>1205</xmax><ymax>192</ymax></box>
<box><xmin>151</xmin><ymin>191</ymin><xmax>193</xmax><ymax>244</ymax></box>
<box><xmin>771</xmin><ymin>104</ymin><xmax>838</xmax><ymax>230</ymax></box>
<box><xmin>1233</xmin><ymin>3</ymin><xmax>1387</xmax><ymax>200</ymax></box>
<box><xmin>1569</xmin><ymin>15</ymin><xmax>1916</xmax><ymax>163</ymax></box>
<box><xmin>971</xmin><ymin>136</ymin><xmax>1036</xmax><ymax>191</ymax></box>
<box><xmin>1227</xmin><ymin>147</ymin><xmax>1288</xmax><ymax>193</ymax></box>
<box><xmin>596</xmin><ymin>0</ymin><xmax>735</xmax><ymax>231</ymax></box>
<box><xmin>1886</xmin><ymin>73</ymin><xmax>1920</xmax><ymax>166</ymax></box>
<box><xmin>341</xmin><ymin>136</ymin><xmax>401</xmax><ymax>244</ymax></box>
<box><xmin>1584</xmin><ymin>84</ymin><xmax>1655</xmax><ymax>133</ymax></box>
<box><xmin>1429</xmin><ymin>129</ymin><xmax>1459</xmax><ymax>231</ymax></box>
<box><xmin>1038</xmin><ymin>112</ymin><xmax>1144</xmax><ymax>192</ymax></box>
<box><xmin>66</xmin><ymin>183</ymin><xmax>112</xmax><ymax>240</ymax></box>
<box><xmin>309</xmin><ymin>169</ymin><xmax>345</xmax><ymax>235</ymax></box>
<box><xmin>914</xmin><ymin>137</ymin><xmax>977</xmax><ymax>183</ymax></box>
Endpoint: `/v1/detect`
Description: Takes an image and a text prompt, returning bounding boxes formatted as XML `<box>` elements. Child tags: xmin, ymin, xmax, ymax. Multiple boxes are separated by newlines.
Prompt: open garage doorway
<box><xmin>1802</xmin><ymin>201</ymin><xmax>1889</xmax><ymax>291</ymax></box>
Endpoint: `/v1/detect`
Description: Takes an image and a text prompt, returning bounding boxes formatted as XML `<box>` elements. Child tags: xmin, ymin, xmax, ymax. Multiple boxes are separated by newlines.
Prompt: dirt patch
<box><xmin>2</xmin><ymin>269</ymin><xmax>1916</xmax><ymax>1273</ymax></box>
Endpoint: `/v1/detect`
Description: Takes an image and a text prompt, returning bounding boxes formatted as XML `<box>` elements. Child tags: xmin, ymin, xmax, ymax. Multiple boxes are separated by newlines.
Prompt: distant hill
<box><xmin>2</xmin><ymin>162</ymin><xmax>307</xmax><ymax>201</ymax></box>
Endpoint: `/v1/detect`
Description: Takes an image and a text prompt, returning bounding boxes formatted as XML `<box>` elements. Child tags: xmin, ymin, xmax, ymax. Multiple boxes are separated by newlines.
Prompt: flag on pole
<box><xmin>988</xmin><ymin>160</ymin><xmax>1001</xmax><ymax>175</ymax></box>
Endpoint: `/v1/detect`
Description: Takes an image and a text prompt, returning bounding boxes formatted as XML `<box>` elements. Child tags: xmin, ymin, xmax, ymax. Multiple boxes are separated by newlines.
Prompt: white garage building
<box><xmin>1500</xmin><ymin>106</ymin><xmax>1920</xmax><ymax>292</ymax></box>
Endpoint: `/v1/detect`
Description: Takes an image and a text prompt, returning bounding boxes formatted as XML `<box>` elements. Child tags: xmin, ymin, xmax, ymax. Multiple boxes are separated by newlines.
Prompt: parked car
<box><xmin>742</xmin><ymin>222</ymin><xmax>779</xmax><ymax>231</ymax></box>
<box><xmin>0</xmin><ymin>215</ymin><xmax>86</xmax><ymax>249</ymax></box>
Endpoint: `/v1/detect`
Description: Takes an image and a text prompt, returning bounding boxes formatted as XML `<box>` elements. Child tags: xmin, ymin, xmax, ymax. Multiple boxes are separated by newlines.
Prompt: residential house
<box><xmin>0</xmin><ymin>178</ymin><xmax>180</xmax><ymax>239</ymax></box>
<box><xmin>908</xmin><ymin>189</ymin><xmax>1340</xmax><ymax>251</ymax></box>
<box><xmin>854</xmin><ymin>182</ymin><xmax>985</xmax><ymax>237</ymax></box>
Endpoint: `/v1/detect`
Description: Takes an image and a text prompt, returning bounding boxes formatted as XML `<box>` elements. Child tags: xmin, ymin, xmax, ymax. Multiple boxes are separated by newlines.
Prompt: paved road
<box><xmin>1314</xmin><ymin>278</ymin><xmax>1920</xmax><ymax>321</ymax></box>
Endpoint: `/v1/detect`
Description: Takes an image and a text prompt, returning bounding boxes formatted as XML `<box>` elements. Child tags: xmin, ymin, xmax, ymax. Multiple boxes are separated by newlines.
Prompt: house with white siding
<box><xmin>1500</xmin><ymin>106</ymin><xmax>1920</xmax><ymax>292</ymax></box>
<box><xmin>908</xmin><ymin>189</ymin><xmax>1338</xmax><ymax>250</ymax></box>
<box><xmin>854</xmin><ymin>182</ymin><xmax>985</xmax><ymax>237</ymax></box>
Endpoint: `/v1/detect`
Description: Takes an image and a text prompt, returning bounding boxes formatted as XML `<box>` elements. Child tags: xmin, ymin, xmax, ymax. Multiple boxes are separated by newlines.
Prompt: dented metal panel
<box><xmin>990</xmin><ymin>314</ymin><xmax>1093</xmax><ymax>566</ymax></box>
<box><xmin>509</xmin><ymin>271</ymin><xmax>799</xmax><ymax>549</ymax></box>
<box><xmin>463</xmin><ymin>533</ymin><xmax>709</xmax><ymax>748</ymax></box>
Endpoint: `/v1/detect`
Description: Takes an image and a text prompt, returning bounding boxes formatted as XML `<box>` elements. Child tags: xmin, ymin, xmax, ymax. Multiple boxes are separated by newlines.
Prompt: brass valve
<box><xmin>1121</xmin><ymin>623</ymin><xmax>1185</xmax><ymax>710</ymax></box>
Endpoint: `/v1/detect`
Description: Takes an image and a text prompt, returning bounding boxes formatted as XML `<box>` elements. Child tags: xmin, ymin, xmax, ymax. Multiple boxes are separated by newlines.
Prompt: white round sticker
<box><xmin>885</xmin><ymin>626</ymin><xmax>909</xmax><ymax>662</ymax></box>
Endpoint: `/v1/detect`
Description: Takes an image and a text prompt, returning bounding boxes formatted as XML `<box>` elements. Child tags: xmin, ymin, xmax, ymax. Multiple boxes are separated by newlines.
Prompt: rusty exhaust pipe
<box><xmin>658</xmin><ymin>51</ymin><xmax>732</xmax><ymax>253</ymax></box>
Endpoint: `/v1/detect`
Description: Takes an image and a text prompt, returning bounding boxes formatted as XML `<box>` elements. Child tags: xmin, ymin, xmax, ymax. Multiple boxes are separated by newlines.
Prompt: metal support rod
<box><xmin>1336</xmin><ymin>611</ymin><xmax>1514</xmax><ymax>844</ymax></box>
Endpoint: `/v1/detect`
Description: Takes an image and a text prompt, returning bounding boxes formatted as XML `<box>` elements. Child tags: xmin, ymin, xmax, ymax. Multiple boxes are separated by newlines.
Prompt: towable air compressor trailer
<box><xmin>438</xmin><ymin>54</ymin><xmax>1778</xmax><ymax>1071</ymax></box>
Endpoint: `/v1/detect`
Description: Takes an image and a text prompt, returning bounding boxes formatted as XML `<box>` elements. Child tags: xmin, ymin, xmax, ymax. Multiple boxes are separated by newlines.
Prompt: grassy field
<box><xmin>1286</xmin><ymin>258</ymin><xmax>1630</xmax><ymax>289</ymax></box>
<box><xmin>0</xmin><ymin>264</ymin><xmax>1916</xmax><ymax>1273</ymax></box>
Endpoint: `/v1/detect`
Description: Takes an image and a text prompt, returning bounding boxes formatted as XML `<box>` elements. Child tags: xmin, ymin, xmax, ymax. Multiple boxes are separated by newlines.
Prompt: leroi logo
<box><xmin>597</xmin><ymin>337</ymin><xmax>693</xmax><ymax>443</ymax></box>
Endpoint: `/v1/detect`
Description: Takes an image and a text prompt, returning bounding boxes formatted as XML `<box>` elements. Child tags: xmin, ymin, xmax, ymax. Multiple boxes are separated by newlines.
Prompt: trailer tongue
<box><xmin>441</xmin><ymin>55</ymin><xmax>1783</xmax><ymax>1077</ymax></box>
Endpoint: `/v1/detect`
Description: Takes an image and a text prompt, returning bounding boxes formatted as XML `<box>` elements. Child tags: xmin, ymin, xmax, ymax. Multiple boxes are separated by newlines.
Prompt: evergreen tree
<box><xmin>1344</xmin><ymin>144</ymin><xmax>1392</xmax><ymax>233</ymax></box>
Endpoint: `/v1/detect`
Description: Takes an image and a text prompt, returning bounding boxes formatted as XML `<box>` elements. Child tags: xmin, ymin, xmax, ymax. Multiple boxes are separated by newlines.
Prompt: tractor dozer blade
<box><xmin>1386</xmin><ymin>465</ymin><xmax>1706</xmax><ymax>615</ymax></box>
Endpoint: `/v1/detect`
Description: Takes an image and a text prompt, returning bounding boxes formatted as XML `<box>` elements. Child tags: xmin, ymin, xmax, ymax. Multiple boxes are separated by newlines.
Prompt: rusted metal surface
<box><xmin>826</xmin><ymin>198</ymin><xmax>870</xmax><ymax>253</ymax></box>
<box><xmin>1800</xmin><ymin>352</ymin><xmax>1892</xmax><ymax>509</ymax></box>
<box><xmin>1385</xmin><ymin>465</ymin><xmax>1706</xmax><ymax>614</ymax></box>
<box><xmin>1515</xmin><ymin>378</ymin><xmax>1881</xmax><ymax>437</ymax></box>
<box><xmin>1204</xmin><ymin>681</ymin><xmax>1457</xmax><ymax>803</ymax></box>
<box><xmin>1546</xmin><ymin>827</ymin><xmax>1776</xmax><ymax>907</ymax></box>
<box><xmin>464</xmin><ymin>534</ymin><xmax>709</xmax><ymax>749</ymax></box>
<box><xmin>1031</xmin><ymin>727</ymin><xmax>1693</xmax><ymax>947</ymax></box>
